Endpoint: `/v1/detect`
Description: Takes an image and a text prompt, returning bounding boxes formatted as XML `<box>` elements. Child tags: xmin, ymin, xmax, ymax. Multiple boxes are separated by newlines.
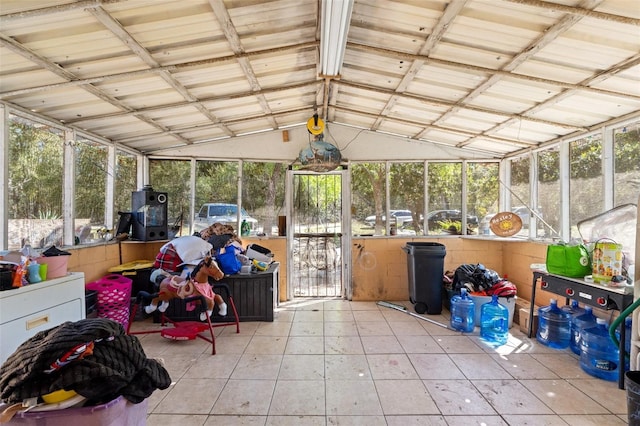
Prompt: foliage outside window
<box><xmin>569</xmin><ymin>134</ymin><xmax>603</xmax><ymax>239</ymax></box>
<box><xmin>427</xmin><ymin>163</ymin><xmax>462</xmax><ymax>235</ymax></box>
<box><xmin>614</xmin><ymin>123</ymin><xmax>640</xmax><ymax>207</ymax></box>
<box><xmin>466</xmin><ymin>162</ymin><xmax>499</xmax><ymax>235</ymax></box>
<box><xmin>350</xmin><ymin>163</ymin><xmax>386</xmax><ymax>236</ymax></box>
<box><xmin>509</xmin><ymin>156</ymin><xmax>538</xmax><ymax>237</ymax></box>
<box><xmin>149</xmin><ymin>160</ymin><xmax>191</xmax><ymax>237</ymax></box>
<box><xmin>74</xmin><ymin>137</ymin><xmax>107</xmax><ymax>244</ymax></box>
<box><xmin>114</xmin><ymin>150</ymin><xmax>137</xmax><ymax>228</ymax></box>
<box><xmin>390</xmin><ymin>163</ymin><xmax>425</xmax><ymax>236</ymax></box>
<box><xmin>7</xmin><ymin>115</ymin><xmax>64</xmax><ymax>250</ymax></box>
<box><xmin>538</xmin><ymin>147</ymin><xmax>560</xmax><ymax>238</ymax></box>
<box><xmin>241</xmin><ymin>162</ymin><xmax>286</xmax><ymax>236</ymax></box>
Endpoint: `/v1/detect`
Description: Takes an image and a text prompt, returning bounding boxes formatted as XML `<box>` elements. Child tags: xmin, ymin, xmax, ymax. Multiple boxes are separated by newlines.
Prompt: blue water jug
<box><xmin>580</xmin><ymin>318</ymin><xmax>619</xmax><ymax>381</ymax></box>
<box><xmin>562</xmin><ymin>299</ymin><xmax>584</xmax><ymax>317</ymax></box>
<box><xmin>480</xmin><ymin>294</ymin><xmax>509</xmax><ymax>345</ymax></box>
<box><xmin>450</xmin><ymin>288</ymin><xmax>475</xmax><ymax>332</ymax></box>
<box><xmin>615</xmin><ymin>317</ymin><xmax>632</xmax><ymax>372</ymax></box>
<box><xmin>537</xmin><ymin>299</ymin><xmax>571</xmax><ymax>349</ymax></box>
<box><xmin>570</xmin><ymin>305</ymin><xmax>597</xmax><ymax>355</ymax></box>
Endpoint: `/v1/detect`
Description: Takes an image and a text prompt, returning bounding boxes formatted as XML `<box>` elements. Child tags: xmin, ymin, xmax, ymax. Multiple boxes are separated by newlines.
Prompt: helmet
<box><xmin>487</xmin><ymin>280</ymin><xmax>517</xmax><ymax>297</ymax></box>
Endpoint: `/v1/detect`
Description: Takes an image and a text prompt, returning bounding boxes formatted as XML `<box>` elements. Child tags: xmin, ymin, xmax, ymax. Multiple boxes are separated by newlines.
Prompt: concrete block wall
<box><xmin>63</xmin><ymin>236</ymin><xmax>563</xmax><ymax>308</ymax></box>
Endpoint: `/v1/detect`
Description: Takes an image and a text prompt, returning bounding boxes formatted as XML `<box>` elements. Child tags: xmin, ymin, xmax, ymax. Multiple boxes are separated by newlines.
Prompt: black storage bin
<box><xmin>402</xmin><ymin>242</ymin><xmax>446</xmax><ymax>315</ymax></box>
<box><xmin>85</xmin><ymin>289</ymin><xmax>98</xmax><ymax>318</ymax></box>
<box><xmin>155</xmin><ymin>265</ymin><xmax>277</xmax><ymax>322</ymax></box>
<box><xmin>107</xmin><ymin>261</ymin><xmax>154</xmax><ymax>296</ymax></box>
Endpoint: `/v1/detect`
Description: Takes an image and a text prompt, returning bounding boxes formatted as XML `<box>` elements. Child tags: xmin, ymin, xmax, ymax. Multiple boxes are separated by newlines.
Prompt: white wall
<box><xmin>151</xmin><ymin>123</ymin><xmax>494</xmax><ymax>162</ymax></box>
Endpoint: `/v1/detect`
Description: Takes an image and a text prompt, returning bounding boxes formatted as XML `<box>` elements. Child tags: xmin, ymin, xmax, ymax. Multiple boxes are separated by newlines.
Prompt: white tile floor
<box><xmin>130</xmin><ymin>299</ymin><xmax>629</xmax><ymax>425</ymax></box>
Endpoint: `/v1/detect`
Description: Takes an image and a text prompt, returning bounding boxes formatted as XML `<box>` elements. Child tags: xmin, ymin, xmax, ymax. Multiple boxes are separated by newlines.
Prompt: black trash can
<box><xmin>626</xmin><ymin>371</ymin><xmax>640</xmax><ymax>424</ymax></box>
<box><xmin>402</xmin><ymin>242</ymin><xmax>446</xmax><ymax>315</ymax></box>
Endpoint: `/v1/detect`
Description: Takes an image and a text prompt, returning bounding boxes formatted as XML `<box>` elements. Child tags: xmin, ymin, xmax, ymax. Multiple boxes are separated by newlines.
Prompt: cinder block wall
<box><xmin>65</xmin><ymin>237</ymin><xmax>557</xmax><ymax>307</ymax></box>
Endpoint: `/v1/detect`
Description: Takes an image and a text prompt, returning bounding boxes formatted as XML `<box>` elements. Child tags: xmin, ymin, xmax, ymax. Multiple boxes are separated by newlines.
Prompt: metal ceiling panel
<box><xmin>0</xmin><ymin>0</ymin><xmax>637</xmax><ymax>159</ymax></box>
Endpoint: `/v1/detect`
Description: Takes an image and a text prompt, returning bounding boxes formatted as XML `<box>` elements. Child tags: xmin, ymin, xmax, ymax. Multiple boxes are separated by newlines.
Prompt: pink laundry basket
<box><xmin>86</xmin><ymin>274</ymin><xmax>133</xmax><ymax>329</ymax></box>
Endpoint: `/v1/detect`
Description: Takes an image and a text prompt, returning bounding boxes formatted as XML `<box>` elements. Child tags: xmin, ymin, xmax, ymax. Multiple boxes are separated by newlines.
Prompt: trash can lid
<box><xmin>403</xmin><ymin>242</ymin><xmax>446</xmax><ymax>253</ymax></box>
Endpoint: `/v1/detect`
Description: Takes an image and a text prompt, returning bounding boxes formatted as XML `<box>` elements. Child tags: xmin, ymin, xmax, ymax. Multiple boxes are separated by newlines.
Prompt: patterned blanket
<box><xmin>0</xmin><ymin>318</ymin><xmax>171</xmax><ymax>404</ymax></box>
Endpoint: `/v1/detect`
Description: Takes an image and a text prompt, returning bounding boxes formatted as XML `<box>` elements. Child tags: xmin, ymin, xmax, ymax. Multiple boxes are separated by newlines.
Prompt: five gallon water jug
<box><xmin>580</xmin><ymin>318</ymin><xmax>619</xmax><ymax>381</ymax></box>
<box><xmin>562</xmin><ymin>299</ymin><xmax>584</xmax><ymax>318</ymax></box>
<box><xmin>570</xmin><ymin>305</ymin><xmax>598</xmax><ymax>355</ymax></box>
<box><xmin>450</xmin><ymin>288</ymin><xmax>475</xmax><ymax>332</ymax></box>
<box><xmin>480</xmin><ymin>294</ymin><xmax>509</xmax><ymax>345</ymax></box>
<box><xmin>615</xmin><ymin>316</ymin><xmax>632</xmax><ymax>372</ymax></box>
<box><xmin>537</xmin><ymin>299</ymin><xmax>571</xmax><ymax>349</ymax></box>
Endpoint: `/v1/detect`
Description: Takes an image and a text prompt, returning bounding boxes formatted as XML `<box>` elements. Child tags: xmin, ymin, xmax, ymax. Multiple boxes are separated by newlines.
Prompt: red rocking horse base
<box><xmin>127</xmin><ymin>283</ymin><xmax>240</xmax><ymax>355</ymax></box>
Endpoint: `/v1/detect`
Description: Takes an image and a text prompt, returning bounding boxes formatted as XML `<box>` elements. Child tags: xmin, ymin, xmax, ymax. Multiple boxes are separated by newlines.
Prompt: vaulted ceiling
<box><xmin>1</xmin><ymin>0</ymin><xmax>639</xmax><ymax>161</ymax></box>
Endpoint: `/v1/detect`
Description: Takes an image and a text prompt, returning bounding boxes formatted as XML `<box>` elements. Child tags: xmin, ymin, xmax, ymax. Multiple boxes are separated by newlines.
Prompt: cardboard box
<box><xmin>514</xmin><ymin>298</ymin><xmax>531</xmax><ymax>325</ymax></box>
<box><xmin>519</xmin><ymin>307</ymin><xmax>538</xmax><ymax>336</ymax></box>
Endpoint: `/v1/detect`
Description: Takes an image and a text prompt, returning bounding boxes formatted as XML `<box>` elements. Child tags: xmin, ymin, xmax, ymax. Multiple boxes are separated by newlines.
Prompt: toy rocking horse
<box><xmin>144</xmin><ymin>255</ymin><xmax>227</xmax><ymax>321</ymax></box>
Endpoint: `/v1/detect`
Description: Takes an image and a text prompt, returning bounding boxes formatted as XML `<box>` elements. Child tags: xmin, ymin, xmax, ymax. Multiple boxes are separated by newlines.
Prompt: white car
<box><xmin>364</xmin><ymin>210</ymin><xmax>414</xmax><ymax>227</ymax></box>
<box><xmin>194</xmin><ymin>203</ymin><xmax>258</xmax><ymax>229</ymax></box>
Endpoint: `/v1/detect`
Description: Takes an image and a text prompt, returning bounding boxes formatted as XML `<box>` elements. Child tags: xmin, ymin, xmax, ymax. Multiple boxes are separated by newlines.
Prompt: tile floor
<box><xmin>131</xmin><ymin>299</ymin><xmax>629</xmax><ymax>425</ymax></box>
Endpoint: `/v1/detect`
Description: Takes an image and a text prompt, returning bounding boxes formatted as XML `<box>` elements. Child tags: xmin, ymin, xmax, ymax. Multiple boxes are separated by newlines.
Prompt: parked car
<box><xmin>364</xmin><ymin>210</ymin><xmax>414</xmax><ymax>227</ymax></box>
<box><xmin>426</xmin><ymin>210</ymin><xmax>478</xmax><ymax>230</ymax></box>
<box><xmin>194</xmin><ymin>203</ymin><xmax>258</xmax><ymax>230</ymax></box>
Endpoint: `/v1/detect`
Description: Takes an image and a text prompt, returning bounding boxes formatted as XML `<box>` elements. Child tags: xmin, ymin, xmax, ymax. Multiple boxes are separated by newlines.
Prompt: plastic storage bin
<box><xmin>35</xmin><ymin>256</ymin><xmax>69</xmax><ymax>279</ymax></box>
<box><xmin>402</xmin><ymin>242</ymin><xmax>446</xmax><ymax>315</ymax></box>
<box><xmin>107</xmin><ymin>260</ymin><xmax>153</xmax><ymax>296</ymax></box>
<box><xmin>5</xmin><ymin>396</ymin><xmax>147</xmax><ymax>426</ymax></box>
<box><xmin>86</xmin><ymin>274</ymin><xmax>133</xmax><ymax>329</ymax></box>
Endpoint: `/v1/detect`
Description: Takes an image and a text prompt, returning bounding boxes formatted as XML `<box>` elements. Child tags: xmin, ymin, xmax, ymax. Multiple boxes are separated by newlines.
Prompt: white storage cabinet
<box><xmin>0</xmin><ymin>272</ymin><xmax>85</xmax><ymax>364</ymax></box>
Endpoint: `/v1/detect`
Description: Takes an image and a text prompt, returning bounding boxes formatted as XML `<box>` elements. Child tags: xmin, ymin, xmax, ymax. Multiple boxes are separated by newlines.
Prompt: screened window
<box><xmin>351</xmin><ymin>163</ymin><xmax>387</xmax><ymax>236</ymax></box>
<box><xmin>390</xmin><ymin>162</ymin><xmax>424</xmax><ymax>236</ymax></box>
<box><xmin>8</xmin><ymin>115</ymin><xmax>64</xmax><ymax>250</ymax></box>
<box><xmin>149</xmin><ymin>159</ymin><xmax>191</xmax><ymax>237</ymax></box>
<box><xmin>241</xmin><ymin>162</ymin><xmax>286</xmax><ymax>236</ymax></box>
<box><xmin>114</xmin><ymin>150</ymin><xmax>137</xmax><ymax>228</ymax></box>
<box><xmin>74</xmin><ymin>137</ymin><xmax>108</xmax><ymax>244</ymax></box>
<box><xmin>614</xmin><ymin>123</ymin><xmax>640</xmax><ymax>207</ymax></box>
<box><xmin>466</xmin><ymin>162</ymin><xmax>499</xmax><ymax>236</ymax></box>
<box><xmin>538</xmin><ymin>147</ymin><xmax>560</xmax><ymax>239</ymax></box>
<box><xmin>427</xmin><ymin>163</ymin><xmax>462</xmax><ymax>235</ymax></box>
<box><xmin>569</xmin><ymin>134</ymin><xmax>603</xmax><ymax>239</ymax></box>
<box><xmin>194</xmin><ymin>160</ymin><xmax>239</xmax><ymax>232</ymax></box>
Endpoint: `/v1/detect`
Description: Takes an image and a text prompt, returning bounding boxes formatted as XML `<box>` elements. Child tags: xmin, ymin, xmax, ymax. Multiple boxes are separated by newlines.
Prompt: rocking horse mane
<box><xmin>189</xmin><ymin>254</ymin><xmax>223</xmax><ymax>283</ymax></box>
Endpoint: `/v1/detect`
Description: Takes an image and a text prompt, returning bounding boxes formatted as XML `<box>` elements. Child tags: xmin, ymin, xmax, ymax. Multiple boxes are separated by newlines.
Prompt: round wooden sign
<box><xmin>489</xmin><ymin>211</ymin><xmax>523</xmax><ymax>237</ymax></box>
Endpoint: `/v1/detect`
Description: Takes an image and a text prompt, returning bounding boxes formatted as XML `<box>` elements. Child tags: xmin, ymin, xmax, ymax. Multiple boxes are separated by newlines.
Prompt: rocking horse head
<box><xmin>190</xmin><ymin>254</ymin><xmax>224</xmax><ymax>282</ymax></box>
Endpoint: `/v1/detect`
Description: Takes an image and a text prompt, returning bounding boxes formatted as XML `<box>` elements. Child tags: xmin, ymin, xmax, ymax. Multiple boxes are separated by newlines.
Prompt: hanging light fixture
<box><xmin>320</xmin><ymin>0</ymin><xmax>354</xmax><ymax>77</ymax></box>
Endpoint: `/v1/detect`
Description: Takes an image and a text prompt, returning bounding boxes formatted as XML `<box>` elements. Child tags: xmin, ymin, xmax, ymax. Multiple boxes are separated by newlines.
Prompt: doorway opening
<box><xmin>289</xmin><ymin>171</ymin><xmax>345</xmax><ymax>298</ymax></box>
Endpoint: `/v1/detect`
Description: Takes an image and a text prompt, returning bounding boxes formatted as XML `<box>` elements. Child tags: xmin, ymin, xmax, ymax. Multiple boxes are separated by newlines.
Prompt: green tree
<box><xmin>8</xmin><ymin>120</ymin><xmax>63</xmax><ymax>220</ymax></box>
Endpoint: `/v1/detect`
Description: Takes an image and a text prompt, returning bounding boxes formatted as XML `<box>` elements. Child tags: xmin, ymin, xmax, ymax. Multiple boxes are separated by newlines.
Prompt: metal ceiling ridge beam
<box><xmin>0</xmin><ymin>41</ymin><xmax>319</xmax><ymax>98</ymax></box>
<box><xmin>337</xmin><ymin>80</ymin><xmax>586</xmax><ymax>132</ymax></box>
<box><xmin>502</xmin><ymin>0</ymin><xmax>640</xmax><ymax>26</ymax></box>
<box><xmin>345</xmin><ymin>42</ymin><xmax>640</xmax><ymax>102</ymax></box>
<box><xmin>63</xmin><ymin>81</ymin><xmax>320</xmax><ymax>125</ymax></box>
<box><xmin>330</xmin><ymin>104</ymin><xmax>536</xmax><ymax>148</ymax></box>
<box><xmin>0</xmin><ymin>0</ymin><xmax>124</xmax><ymax>21</ymax></box>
